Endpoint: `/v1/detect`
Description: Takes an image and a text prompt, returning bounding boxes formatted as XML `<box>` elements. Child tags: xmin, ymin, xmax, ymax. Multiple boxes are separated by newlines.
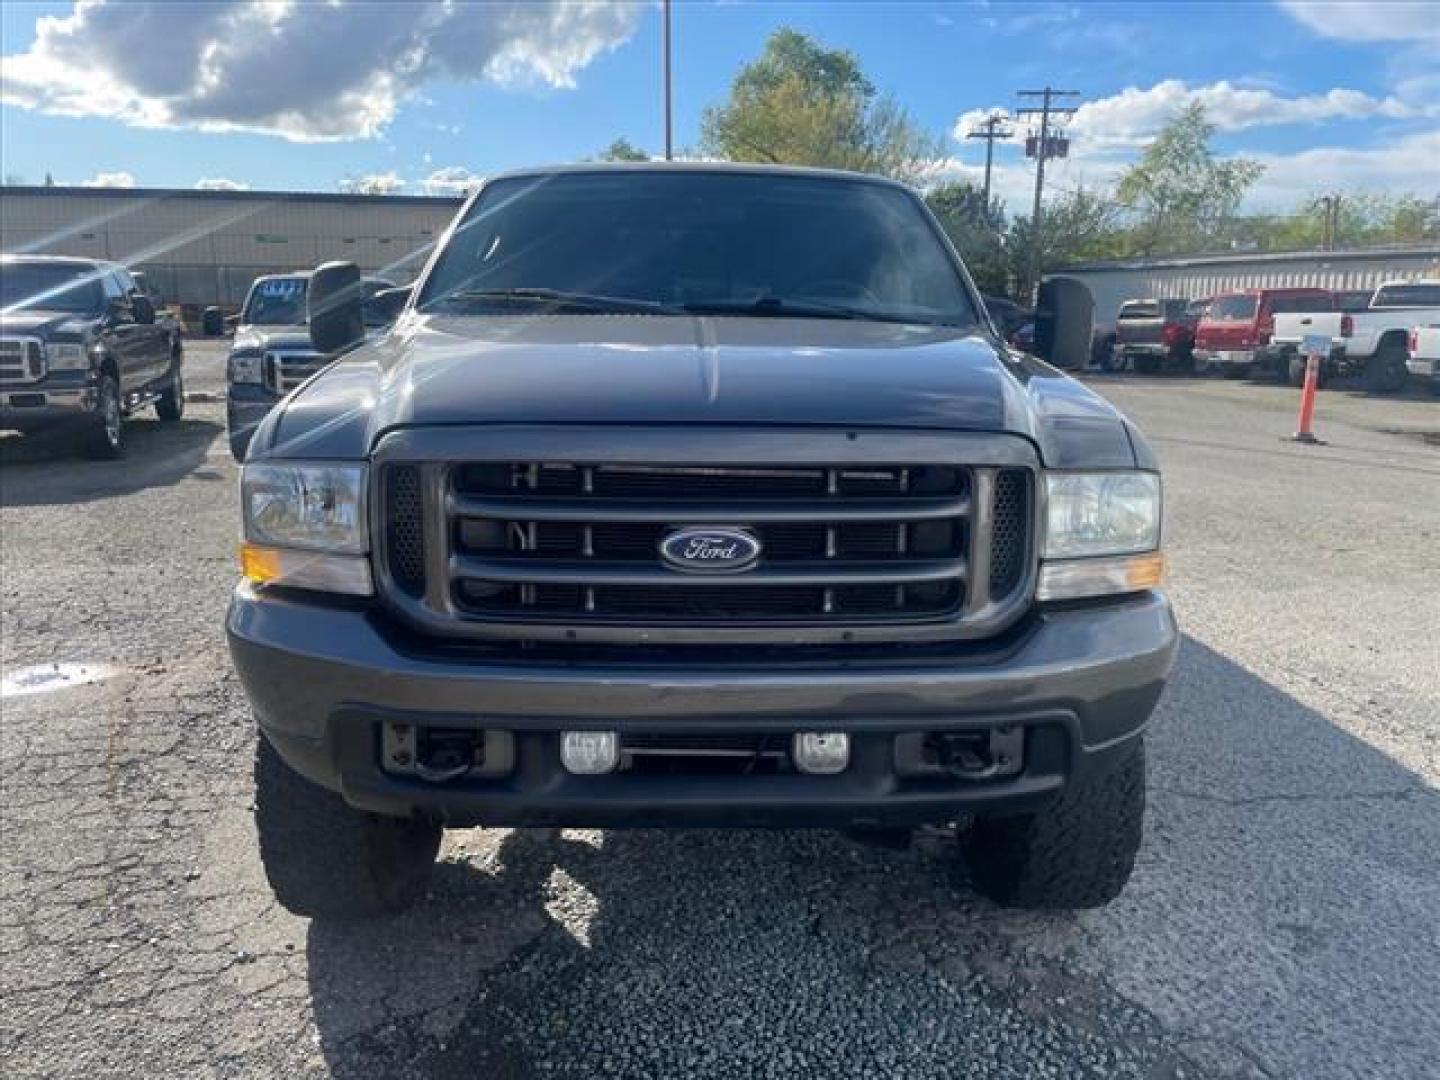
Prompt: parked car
<box><xmin>1193</xmin><ymin>287</ymin><xmax>1333</xmax><ymax>379</ymax></box>
<box><xmin>227</xmin><ymin>164</ymin><xmax>1177</xmax><ymax>920</ymax></box>
<box><xmin>0</xmin><ymin>254</ymin><xmax>184</xmax><ymax>457</ymax></box>
<box><xmin>225</xmin><ymin>271</ymin><xmax>398</xmax><ymax>459</ymax></box>
<box><xmin>1112</xmin><ymin>298</ymin><xmax>1196</xmax><ymax>374</ymax></box>
<box><xmin>1408</xmin><ymin>324</ymin><xmax>1440</xmax><ymax>395</ymax></box>
<box><xmin>1266</xmin><ymin>279</ymin><xmax>1440</xmax><ymax>392</ymax></box>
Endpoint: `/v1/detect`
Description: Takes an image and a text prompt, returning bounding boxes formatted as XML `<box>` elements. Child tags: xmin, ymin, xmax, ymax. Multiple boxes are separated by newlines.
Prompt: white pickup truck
<box><xmin>1266</xmin><ymin>279</ymin><xmax>1440</xmax><ymax>392</ymax></box>
<box><xmin>1409</xmin><ymin>324</ymin><xmax>1440</xmax><ymax>394</ymax></box>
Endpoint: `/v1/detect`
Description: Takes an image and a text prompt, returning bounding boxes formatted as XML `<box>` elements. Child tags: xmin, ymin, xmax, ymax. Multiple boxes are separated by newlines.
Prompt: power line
<box><xmin>1015</xmin><ymin>87</ymin><xmax>1080</xmax><ymax>293</ymax></box>
<box><xmin>965</xmin><ymin>112</ymin><xmax>1014</xmax><ymax>208</ymax></box>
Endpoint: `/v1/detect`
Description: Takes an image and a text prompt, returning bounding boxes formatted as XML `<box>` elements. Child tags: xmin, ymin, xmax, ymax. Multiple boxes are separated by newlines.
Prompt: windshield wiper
<box><xmin>426</xmin><ymin>287</ymin><xmax>680</xmax><ymax>315</ymax></box>
<box><xmin>680</xmin><ymin>296</ymin><xmax>941</xmax><ymax>325</ymax></box>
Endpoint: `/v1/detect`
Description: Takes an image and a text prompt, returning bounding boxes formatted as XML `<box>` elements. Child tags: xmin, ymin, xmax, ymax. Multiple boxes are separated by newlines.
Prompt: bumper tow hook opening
<box><xmin>927</xmin><ymin>732</ymin><xmax>1003</xmax><ymax>780</ymax></box>
<box><xmin>414</xmin><ymin>730</ymin><xmax>485</xmax><ymax>784</ymax></box>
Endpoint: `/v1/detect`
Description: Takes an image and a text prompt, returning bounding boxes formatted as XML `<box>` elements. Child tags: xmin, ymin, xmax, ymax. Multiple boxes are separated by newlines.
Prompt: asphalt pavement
<box><xmin>1</xmin><ymin>341</ymin><xmax>1437</xmax><ymax>1079</ymax></box>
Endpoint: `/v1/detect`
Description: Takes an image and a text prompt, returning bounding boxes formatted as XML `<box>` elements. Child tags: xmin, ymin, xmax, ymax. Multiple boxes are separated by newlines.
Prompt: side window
<box><xmin>100</xmin><ymin>271</ymin><xmax>126</xmax><ymax>301</ymax></box>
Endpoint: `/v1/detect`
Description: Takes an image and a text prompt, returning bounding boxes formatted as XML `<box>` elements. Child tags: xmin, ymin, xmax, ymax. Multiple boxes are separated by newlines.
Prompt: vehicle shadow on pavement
<box><xmin>302</xmin><ymin>634</ymin><xmax>1438</xmax><ymax>1080</ymax></box>
<box><xmin>0</xmin><ymin>418</ymin><xmax>223</xmax><ymax>506</ymax></box>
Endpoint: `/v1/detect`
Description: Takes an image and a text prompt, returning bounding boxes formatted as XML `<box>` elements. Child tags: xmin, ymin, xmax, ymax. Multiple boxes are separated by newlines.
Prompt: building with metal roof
<box><xmin>1055</xmin><ymin>244</ymin><xmax>1440</xmax><ymax>333</ymax></box>
<box><xmin>0</xmin><ymin>185</ymin><xmax>464</xmax><ymax>310</ymax></box>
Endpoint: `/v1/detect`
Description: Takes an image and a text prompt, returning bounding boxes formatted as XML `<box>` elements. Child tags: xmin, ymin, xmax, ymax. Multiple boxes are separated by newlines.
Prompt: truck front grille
<box><xmin>264</xmin><ymin>350</ymin><xmax>326</xmax><ymax>394</ymax></box>
<box><xmin>0</xmin><ymin>338</ymin><xmax>45</xmax><ymax>384</ymax></box>
<box><xmin>375</xmin><ymin>446</ymin><xmax>1035</xmax><ymax>643</ymax></box>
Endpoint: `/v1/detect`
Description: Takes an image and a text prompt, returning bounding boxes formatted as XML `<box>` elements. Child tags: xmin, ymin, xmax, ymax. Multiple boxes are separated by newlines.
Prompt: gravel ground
<box><xmin>1</xmin><ymin>343</ymin><xmax>1437</xmax><ymax>1079</ymax></box>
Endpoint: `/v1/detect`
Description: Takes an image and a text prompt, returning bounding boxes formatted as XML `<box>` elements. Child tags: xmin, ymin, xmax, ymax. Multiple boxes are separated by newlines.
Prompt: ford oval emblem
<box><xmin>660</xmin><ymin>526</ymin><xmax>762</xmax><ymax>574</ymax></box>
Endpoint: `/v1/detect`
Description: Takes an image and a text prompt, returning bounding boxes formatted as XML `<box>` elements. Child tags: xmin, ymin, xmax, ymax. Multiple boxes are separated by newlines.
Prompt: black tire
<box><xmin>1364</xmin><ymin>341</ymin><xmax>1408</xmax><ymax>395</ymax></box>
<box><xmin>962</xmin><ymin>737</ymin><xmax>1145</xmax><ymax>910</ymax></box>
<box><xmin>83</xmin><ymin>373</ymin><xmax>124</xmax><ymax>459</ymax></box>
<box><xmin>1287</xmin><ymin>353</ymin><xmax>1327</xmax><ymax>389</ymax></box>
<box><xmin>1134</xmin><ymin>355</ymin><xmax>1161</xmax><ymax>376</ymax></box>
<box><xmin>253</xmin><ymin>735</ymin><xmax>441</xmax><ymax>919</ymax></box>
<box><xmin>156</xmin><ymin>353</ymin><xmax>184</xmax><ymax>421</ymax></box>
<box><xmin>1221</xmin><ymin>365</ymin><xmax>1249</xmax><ymax>380</ymax></box>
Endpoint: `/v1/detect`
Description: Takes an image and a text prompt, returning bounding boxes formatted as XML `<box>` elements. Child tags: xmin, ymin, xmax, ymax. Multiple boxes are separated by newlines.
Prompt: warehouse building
<box><xmin>1058</xmin><ymin>244</ymin><xmax>1440</xmax><ymax>334</ymax></box>
<box><xmin>0</xmin><ymin>185</ymin><xmax>464</xmax><ymax>312</ymax></box>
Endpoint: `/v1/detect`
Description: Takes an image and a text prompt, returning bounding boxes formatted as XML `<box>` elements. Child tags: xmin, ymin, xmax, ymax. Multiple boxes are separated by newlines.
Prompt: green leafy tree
<box><xmin>1115</xmin><ymin>102</ymin><xmax>1262</xmax><ymax>254</ymax></box>
<box><xmin>596</xmin><ymin>138</ymin><xmax>650</xmax><ymax>162</ymax></box>
<box><xmin>700</xmin><ymin>28</ymin><xmax>940</xmax><ymax>183</ymax></box>
<box><xmin>1250</xmin><ymin>192</ymin><xmax>1440</xmax><ymax>251</ymax></box>
<box><xmin>1008</xmin><ymin>186</ymin><xmax>1126</xmax><ymax>292</ymax></box>
<box><xmin>925</xmin><ymin>181</ymin><xmax>1008</xmax><ymax>294</ymax></box>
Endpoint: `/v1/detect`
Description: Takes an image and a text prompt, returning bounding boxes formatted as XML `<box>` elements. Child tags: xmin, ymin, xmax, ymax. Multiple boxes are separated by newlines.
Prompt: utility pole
<box><xmin>1015</xmin><ymin>88</ymin><xmax>1079</xmax><ymax>294</ymax></box>
<box><xmin>1318</xmin><ymin>194</ymin><xmax>1341</xmax><ymax>251</ymax></box>
<box><xmin>662</xmin><ymin>0</ymin><xmax>673</xmax><ymax>161</ymax></box>
<box><xmin>965</xmin><ymin>112</ymin><xmax>1014</xmax><ymax>209</ymax></box>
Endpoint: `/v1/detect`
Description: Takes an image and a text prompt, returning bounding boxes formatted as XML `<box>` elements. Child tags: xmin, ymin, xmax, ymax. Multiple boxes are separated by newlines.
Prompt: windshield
<box><xmin>1371</xmin><ymin>283</ymin><xmax>1440</xmax><ymax>308</ymax></box>
<box><xmin>1118</xmin><ymin>302</ymin><xmax>1159</xmax><ymax>319</ymax></box>
<box><xmin>419</xmin><ymin>171</ymin><xmax>979</xmax><ymax>326</ymax></box>
<box><xmin>0</xmin><ymin>262</ymin><xmax>105</xmax><ymax>314</ymax></box>
<box><xmin>1206</xmin><ymin>294</ymin><xmax>1258</xmax><ymax>321</ymax></box>
<box><xmin>242</xmin><ymin>276</ymin><xmax>308</xmax><ymax>325</ymax></box>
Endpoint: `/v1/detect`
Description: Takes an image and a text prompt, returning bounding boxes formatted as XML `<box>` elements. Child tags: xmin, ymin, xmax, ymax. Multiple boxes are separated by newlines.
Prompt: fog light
<box><xmin>792</xmin><ymin>732</ymin><xmax>850</xmax><ymax>775</ymax></box>
<box><xmin>561</xmin><ymin>731</ymin><xmax>619</xmax><ymax>775</ymax></box>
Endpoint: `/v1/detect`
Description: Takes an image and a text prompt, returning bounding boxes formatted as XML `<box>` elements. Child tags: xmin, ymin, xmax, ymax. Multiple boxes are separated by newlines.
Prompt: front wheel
<box><xmin>962</xmin><ymin>737</ymin><xmax>1145</xmax><ymax>909</ymax></box>
<box><xmin>156</xmin><ymin>355</ymin><xmax>184</xmax><ymax>421</ymax></box>
<box><xmin>1134</xmin><ymin>355</ymin><xmax>1161</xmax><ymax>376</ymax></box>
<box><xmin>82</xmin><ymin>373</ymin><xmax>124</xmax><ymax>459</ymax></box>
<box><xmin>254</xmin><ymin>735</ymin><xmax>441</xmax><ymax>919</ymax></box>
<box><xmin>1364</xmin><ymin>342</ymin><xmax>1409</xmax><ymax>394</ymax></box>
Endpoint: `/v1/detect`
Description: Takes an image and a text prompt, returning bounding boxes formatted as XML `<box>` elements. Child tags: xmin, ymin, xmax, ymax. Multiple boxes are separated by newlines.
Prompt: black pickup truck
<box><xmin>227</xmin><ymin>165</ymin><xmax>1177</xmax><ymax>919</ymax></box>
<box><xmin>1</xmin><ymin>254</ymin><xmax>184</xmax><ymax>457</ymax></box>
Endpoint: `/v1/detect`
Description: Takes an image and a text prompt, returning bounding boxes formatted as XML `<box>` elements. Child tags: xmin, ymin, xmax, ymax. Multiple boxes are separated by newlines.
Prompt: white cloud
<box><xmin>1</xmin><ymin>1</ymin><xmax>643</xmax><ymax>142</ymax></box>
<box><xmin>1278</xmin><ymin>1</ymin><xmax>1440</xmax><ymax>43</ymax></box>
<box><xmin>83</xmin><ymin>170</ymin><xmax>135</xmax><ymax>188</ymax></box>
<box><xmin>424</xmin><ymin>166</ymin><xmax>481</xmax><ymax>196</ymax></box>
<box><xmin>1246</xmin><ymin>128</ymin><xmax>1440</xmax><ymax>205</ymax></box>
<box><xmin>339</xmin><ymin>172</ymin><xmax>406</xmax><ymax>196</ymax></box>
<box><xmin>1066</xmin><ymin>79</ymin><xmax>1432</xmax><ymax>152</ymax></box>
<box><xmin>194</xmin><ymin>176</ymin><xmax>248</xmax><ymax>191</ymax></box>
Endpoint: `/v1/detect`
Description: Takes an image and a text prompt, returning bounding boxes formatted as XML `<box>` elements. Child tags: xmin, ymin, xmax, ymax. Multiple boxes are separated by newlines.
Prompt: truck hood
<box><xmin>234</xmin><ymin>324</ymin><xmax>313</xmax><ymax>352</ymax></box>
<box><xmin>0</xmin><ymin>310</ymin><xmax>99</xmax><ymax>338</ymax></box>
<box><xmin>263</xmin><ymin>313</ymin><xmax>1142</xmax><ymax>468</ymax></box>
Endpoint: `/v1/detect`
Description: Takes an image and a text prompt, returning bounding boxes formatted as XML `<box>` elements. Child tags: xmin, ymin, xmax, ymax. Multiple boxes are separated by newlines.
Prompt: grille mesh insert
<box><xmin>989</xmin><ymin>469</ymin><xmax>1029</xmax><ymax>598</ymax></box>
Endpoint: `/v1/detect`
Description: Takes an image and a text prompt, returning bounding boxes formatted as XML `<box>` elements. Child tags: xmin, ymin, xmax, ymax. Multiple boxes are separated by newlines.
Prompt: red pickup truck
<box><xmin>1193</xmin><ymin>288</ymin><xmax>1333</xmax><ymax>378</ymax></box>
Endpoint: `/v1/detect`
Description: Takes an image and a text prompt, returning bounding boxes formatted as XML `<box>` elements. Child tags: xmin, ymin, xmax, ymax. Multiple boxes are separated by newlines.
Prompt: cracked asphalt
<box><xmin>2</xmin><ymin>343</ymin><xmax>1437</xmax><ymax>1079</ymax></box>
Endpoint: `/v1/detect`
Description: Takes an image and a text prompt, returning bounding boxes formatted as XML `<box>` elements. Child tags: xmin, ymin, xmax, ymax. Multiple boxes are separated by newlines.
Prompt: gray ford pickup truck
<box><xmin>227</xmin><ymin>164</ymin><xmax>1178</xmax><ymax>919</ymax></box>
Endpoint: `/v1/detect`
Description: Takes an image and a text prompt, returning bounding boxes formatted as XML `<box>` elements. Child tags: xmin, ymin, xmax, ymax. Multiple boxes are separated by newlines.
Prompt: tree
<box><xmin>1008</xmin><ymin>186</ymin><xmax>1125</xmax><ymax>292</ymax></box>
<box><xmin>1115</xmin><ymin>103</ymin><xmax>1262</xmax><ymax>254</ymax></box>
<box><xmin>1249</xmin><ymin>192</ymin><xmax>1440</xmax><ymax>251</ymax></box>
<box><xmin>597</xmin><ymin>138</ymin><xmax>649</xmax><ymax>162</ymax></box>
<box><xmin>700</xmin><ymin>28</ymin><xmax>939</xmax><ymax>184</ymax></box>
<box><xmin>925</xmin><ymin>181</ymin><xmax>1008</xmax><ymax>294</ymax></box>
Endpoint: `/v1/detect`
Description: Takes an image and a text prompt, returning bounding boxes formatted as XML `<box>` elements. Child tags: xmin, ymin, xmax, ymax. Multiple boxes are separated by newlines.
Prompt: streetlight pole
<box><xmin>662</xmin><ymin>0</ymin><xmax>673</xmax><ymax>161</ymax></box>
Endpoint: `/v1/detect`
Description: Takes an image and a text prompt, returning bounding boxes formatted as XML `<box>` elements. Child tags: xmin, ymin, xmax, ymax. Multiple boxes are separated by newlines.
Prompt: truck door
<box><xmin>116</xmin><ymin>268</ymin><xmax>171</xmax><ymax>385</ymax></box>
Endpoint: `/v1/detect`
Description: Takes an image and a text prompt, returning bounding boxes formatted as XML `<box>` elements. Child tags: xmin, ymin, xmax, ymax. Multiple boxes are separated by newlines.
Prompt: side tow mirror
<box><xmin>130</xmin><ymin>294</ymin><xmax>156</xmax><ymax>325</ymax></box>
<box><xmin>308</xmin><ymin>261</ymin><xmax>365</xmax><ymax>355</ymax></box>
<box><xmin>1035</xmin><ymin>276</ymin><xmax>1095</xmax><ymax>370</ymax></box>
<box><xmin>371</xmin><ymin>285</ymin><xmax>413</xmax><ymax>326</ymax></box>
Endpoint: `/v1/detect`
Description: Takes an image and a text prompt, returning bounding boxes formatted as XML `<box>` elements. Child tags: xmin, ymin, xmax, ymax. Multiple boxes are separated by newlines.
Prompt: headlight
<box><xmin>240</xmin><ymin>463</ymin><xmax>370</xmax><ymax>595</ymax></box>
<box><xmin>243</xmin><ymin>462</ymin><xmax>367</xmax><ymax>553</ymax></box>
<box><xmin>229</xmin><ymin>351</ymin><xmax>263</xmax><ymax>385</ymax></box>
<box><xmin>1037</xmin><ymin>472</ymin><xmax>1163</xmax><ymax>602</ymax></box>
<box><xmin>46</xmin><ymin>342</ymin><xmax>89</xmax><ymax>371</ymax></box>
<box><xmin>1043</xmin><ymin>472</ymin><xmax>1160</xmax><ymax>559</ymax></box>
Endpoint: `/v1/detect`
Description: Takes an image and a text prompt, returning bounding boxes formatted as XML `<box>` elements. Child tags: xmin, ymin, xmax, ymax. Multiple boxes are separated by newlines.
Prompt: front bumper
<box><xmin>0</xmin><ymin>383</ymin><xmax>96</xmax><ymax>431</ymax></box>
<box><xmin>227</xmin><ymin>586</ymin><xmax>1179</xmax><ymax>828</ymax></box>
<box><xmin>1195</xmin><ymin>348</ymin><xmax>1254</xmax><ymax>370</ymax></box>
<box><xmin>226</xmin><ymin>384</ymin><xmax>281</xmax><ymax>455</ymax></box>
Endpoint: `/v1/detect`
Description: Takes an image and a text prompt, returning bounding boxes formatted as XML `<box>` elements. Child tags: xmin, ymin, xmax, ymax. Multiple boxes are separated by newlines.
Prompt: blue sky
<box><xmin>1</xmin><ymin>1</ymin><xmax>1436</xmax><ymax>211</ymax></box>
